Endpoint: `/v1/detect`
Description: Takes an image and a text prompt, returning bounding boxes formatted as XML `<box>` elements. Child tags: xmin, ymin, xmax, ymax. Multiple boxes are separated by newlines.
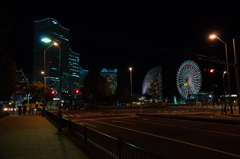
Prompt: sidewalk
<box><xmin>0</xmin><ymin>113</ymin><xmax>89</xmax><ymax>159</ymax></box>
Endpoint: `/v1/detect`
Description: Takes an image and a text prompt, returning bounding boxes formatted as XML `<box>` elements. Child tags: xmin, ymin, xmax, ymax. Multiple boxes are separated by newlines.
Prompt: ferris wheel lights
<box><xmin>176</xmin><ymin>60</ymin><xmax>202</xmax><ymax>99</ymax></box>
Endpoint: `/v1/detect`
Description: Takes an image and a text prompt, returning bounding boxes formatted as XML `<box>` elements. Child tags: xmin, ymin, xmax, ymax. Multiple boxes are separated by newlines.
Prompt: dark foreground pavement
<box><xmin>0</xmin><ymin>113</ymin><xmax>89</xmax><ymax>159</ymax></box>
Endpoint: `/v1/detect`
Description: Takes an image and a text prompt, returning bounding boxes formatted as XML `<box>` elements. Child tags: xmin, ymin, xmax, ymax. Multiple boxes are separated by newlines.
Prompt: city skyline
<box><xmin>3</xmin><ymin>1</ymin><xmax>240</xmax><ymax>98</ymax></box>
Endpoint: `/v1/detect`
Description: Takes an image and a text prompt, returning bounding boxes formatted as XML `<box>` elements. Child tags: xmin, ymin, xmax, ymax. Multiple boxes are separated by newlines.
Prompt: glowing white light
<box><xmin>41</xmin><ymin>38</ymin><xmax>51</xmax><ymax>43</ymax></box>
<box><xmin>210</xmin><ymin>35</ymin><xmax>216</xmax><ymax>39</ymax></box>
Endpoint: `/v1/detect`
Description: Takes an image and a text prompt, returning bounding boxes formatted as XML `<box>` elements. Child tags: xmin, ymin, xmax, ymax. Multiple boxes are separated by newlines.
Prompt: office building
<box><xmin>33</xmin><ymin>17</ymin><xmax>69</xmax><ymax>92</ymax></box>
<box><xmin>100</xmin><ymin>68</ymin><xmax>117</xmax><ymax>94</ymax></box>
<box><xmin>142</xmin><ymin>66</ymin><xmax>162</xmax><ymax>102</ymax></box>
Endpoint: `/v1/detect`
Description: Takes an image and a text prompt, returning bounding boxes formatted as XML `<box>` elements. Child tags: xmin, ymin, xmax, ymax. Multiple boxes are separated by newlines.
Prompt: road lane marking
<box><xmin>123</xmin><ymin>118</ymin><xmax>240</xmax><ymax>137</ymax></box>
<box><xmin>91</xmin><ymin>120</ymin><xmax>240</xmax><ymax>158</ymax></box>
<box><xmin>112</xmin><ymin>120</ymin><xmax>135</xmax><ymax>125</ymax></box>
<box><xmin>72</xmin><ymin>116</ymin><xmax>138</xmax><ymax>121</ymax></box>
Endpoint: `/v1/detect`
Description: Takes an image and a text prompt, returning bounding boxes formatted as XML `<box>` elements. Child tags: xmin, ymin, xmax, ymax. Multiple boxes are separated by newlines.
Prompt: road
<box><xmin>50</xmin><ymin>108</ymin><xmax>240</xmax><ymax>159</ymax></box>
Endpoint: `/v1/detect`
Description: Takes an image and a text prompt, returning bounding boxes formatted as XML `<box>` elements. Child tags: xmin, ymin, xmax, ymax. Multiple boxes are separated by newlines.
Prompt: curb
<box><xmin>136</xmin><ymin>113</ymin><xmax>240</xmax><ymax>125</ymax></box>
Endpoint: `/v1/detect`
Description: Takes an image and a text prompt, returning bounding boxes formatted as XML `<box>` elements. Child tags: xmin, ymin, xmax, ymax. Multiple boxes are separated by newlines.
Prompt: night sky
<box><xmin>2</xmin><ymin>1</ymin><xmax>240</xmax><ymax>99</ymax></box>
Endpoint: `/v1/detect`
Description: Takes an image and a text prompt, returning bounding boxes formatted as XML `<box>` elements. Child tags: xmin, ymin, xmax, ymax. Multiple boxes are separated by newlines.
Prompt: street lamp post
<box><xmin>223</xmin><ymin>71</ymin><xmax>227</xmax><ymax>113</ymax></box>
<box><xmin>41</xmin><ymin>39</ymin><xmax>63</xmax><ymax>130</ymax></box>
<box><xmin>43</xmin><ymin>42</ymin><xmax>55</xmax><ymax>117</ymax></box>
<box><xmin>210</xmin><ymin>35</ymin><xmax>233</xmax><ymax>114</ymax></box>
<box><xmin>129</xmin><ymin>67</ymin><xmax>132</xmax><ymax>97</ymax></box>
<box><xmin>56</xmin><ymin>44</ymin><xmax>62</xmax><ymax>132</ymax></box>
<box><xmin>41</xmin><ymin>38</ymin><xmax>60</xmax><ymax>117</ymax></box>
<box><xmin>41</xmin><ymin>71</ymin><xmax>44</xmax><ymax>114</ymax></box>
<box><xmin>129</xmin><ymin>67</ymin><xmax>133</xmax><ymax>108</ymax></box>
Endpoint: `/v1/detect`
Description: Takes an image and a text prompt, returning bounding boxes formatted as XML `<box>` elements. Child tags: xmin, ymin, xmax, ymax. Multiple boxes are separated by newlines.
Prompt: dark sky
<box><xmin>3</xmin><ymin>0</ymin><xmax>240</xmax><ymax>98</ymax></box>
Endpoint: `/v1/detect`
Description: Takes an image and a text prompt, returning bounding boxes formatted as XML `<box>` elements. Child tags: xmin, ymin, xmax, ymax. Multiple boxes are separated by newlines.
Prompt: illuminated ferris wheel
<box><xmin>176</xmin><ymin>60</ymin><xmax>202</xmax><ymax>99</ymax></box>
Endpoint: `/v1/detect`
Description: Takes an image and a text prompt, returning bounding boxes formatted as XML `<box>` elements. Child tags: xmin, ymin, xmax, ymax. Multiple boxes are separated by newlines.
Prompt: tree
<box><xmin>0</xmin><ymin>52</ymin><xmax>18</xmax><ymax>103</ymax></box>
<box><xmin>29</xmin><ymin>81</ymin><xmax>53</xmax><ymax>103</ymax></box>
<box><xmin>82</xmin><ymin>72</ymin><xmax>111</xmax><ymax>106</ymax></box>
<box><xmin>114</xmin><ymin>87</ymin><xmax>132</xmax><ymax>104</ymax></box>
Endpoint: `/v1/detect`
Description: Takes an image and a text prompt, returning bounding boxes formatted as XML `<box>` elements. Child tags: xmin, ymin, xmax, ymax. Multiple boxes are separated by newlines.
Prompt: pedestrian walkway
<box><xmin>0</xmin><ymin>113</ymin><xmax>89</xmax><ymax>159</ymax></box>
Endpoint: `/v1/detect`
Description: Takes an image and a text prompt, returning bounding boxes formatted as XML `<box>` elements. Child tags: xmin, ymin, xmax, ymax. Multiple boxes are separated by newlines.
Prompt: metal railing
<box><xmin>45</xmin><ymin>111</ymin><xmax>161</xmax><ymax>159</ymax></box>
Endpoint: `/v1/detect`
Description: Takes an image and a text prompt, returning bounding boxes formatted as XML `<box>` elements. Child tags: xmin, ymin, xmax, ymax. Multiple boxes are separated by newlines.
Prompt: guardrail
<box><xmin>45</xmin><ymin>111</ymin><xmax>161</xmax><ymax>159</ymax></box>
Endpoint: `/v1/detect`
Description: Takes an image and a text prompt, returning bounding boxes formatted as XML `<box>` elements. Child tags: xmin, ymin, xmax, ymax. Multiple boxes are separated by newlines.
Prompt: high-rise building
<box><xmin>100</xmin><ymin>68</ymin><xmax>117</xmax><ymax>94</ymax></box>
<box><xmin>142</xmin><ymin>66</ymin><xmax>162</xmax><ymax>102</ymax></box>
<box><xmin>79</xmin><ymin>66</ymin><xmax>89</xmax><ymax>88</ymax></box>
<box><xmin>68</xmin><ymin>48</ymin><xmax>80</xmax><ymax>94</ymax></box>
<box><xmin>33</xmin><ymin>17</ymin><xmax>69</xmax><ymax>92</ymax></box>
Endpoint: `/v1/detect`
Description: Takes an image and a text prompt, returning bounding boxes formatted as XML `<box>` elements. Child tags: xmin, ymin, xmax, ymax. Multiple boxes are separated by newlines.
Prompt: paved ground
<box><xmin>55</xmin><ymin>107</ymin><xmax>240</xmax><ymax>159</ymax></box>
<box><xmin>0</xmin><ymin>113</ymin><xmax>89</xmax><ymax>159</ymax></box>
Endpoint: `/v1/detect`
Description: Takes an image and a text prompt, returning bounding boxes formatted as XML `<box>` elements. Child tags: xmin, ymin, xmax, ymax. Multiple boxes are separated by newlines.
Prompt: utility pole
<box><xmin>233</xmin><ymin>39</ymin><xmax>240</xmax><ymax>114</ymax></box>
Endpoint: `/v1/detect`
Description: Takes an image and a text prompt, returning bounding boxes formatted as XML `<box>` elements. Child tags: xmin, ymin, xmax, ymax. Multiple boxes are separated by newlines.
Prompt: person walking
<box><xmin>23</xmin><ymin>106</ymin><xmax>26</xmax><ymax>116</ymax></box>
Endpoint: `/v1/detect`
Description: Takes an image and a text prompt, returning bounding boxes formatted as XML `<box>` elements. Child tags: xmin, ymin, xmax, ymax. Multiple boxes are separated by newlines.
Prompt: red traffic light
<box><xmin>210</xmin><ymin>69</ymin><xmax>214</xmax><ymax>73</ymax></box>
<box><xmin>51</xmin><ymin>90</ymin><xmax>55</xmax><ymax>94</ymax></box>
<box><xmin>75</xmin><ymin>90</ymin><xmax>79</xmax><ymax>93</ymax></box>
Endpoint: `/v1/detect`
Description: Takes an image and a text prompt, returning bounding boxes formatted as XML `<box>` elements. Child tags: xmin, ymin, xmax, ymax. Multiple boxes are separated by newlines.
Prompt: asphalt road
<box><xmin>50</xmin><ymin>109</ymin><xmax>240</xmax><ymax>159</ymax></box>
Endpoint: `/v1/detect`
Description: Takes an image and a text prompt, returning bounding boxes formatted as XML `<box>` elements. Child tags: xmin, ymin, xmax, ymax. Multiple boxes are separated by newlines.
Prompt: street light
<box><xmin>53</xmin><ymin>42</ymin><xmax>63</xmax><ymax>132</ymax></box>
<box><xmin>42</xmin><ymin>39</ymin><xmax>61</xmax><ymax>117</ymax></box>
<box><xmin>210</xmin><ymin>34</ymin><xmax>233</xmax><ymax>114</ymax></box>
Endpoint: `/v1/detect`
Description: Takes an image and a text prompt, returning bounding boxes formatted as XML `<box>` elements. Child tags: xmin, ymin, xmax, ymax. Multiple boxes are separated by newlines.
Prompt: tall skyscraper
<box><xmin>68</xmin><ymin>48</ymin><xmax>80</xmax><ymax>94</ymax></box>
<box><xmin>33</xmin><ymin>17</ymin><xmax>69</xmax><ymax>92</ymax></box>
<box><xmin>142</xmin><ymin>66</ymin><xmax>162</xmax><ymax>102</ymax></box>
<box><xmin>100</xmin><ymin>68</ymin><xmax>117</xmax><ymax>94</ymax></box>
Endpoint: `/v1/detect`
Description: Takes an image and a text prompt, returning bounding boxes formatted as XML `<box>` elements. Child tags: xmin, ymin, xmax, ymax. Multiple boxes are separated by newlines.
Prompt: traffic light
<box><xmin>75</xmin><ymin>90</ymin><xmax>79</xmax><ymax>93</ymax></box>
<box><xmin>210</xmin><ymin>69</ymin><xmax>214</xmax><ymax>73</ymax></box>
<box><xmin>51</xmin><ymin>90</ymin><xmax>55</xmax><ymax>94</ymax></box>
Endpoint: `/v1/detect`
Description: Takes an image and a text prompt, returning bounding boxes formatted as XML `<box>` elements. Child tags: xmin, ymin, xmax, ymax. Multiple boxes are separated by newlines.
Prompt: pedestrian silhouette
<box><xmin>23</xmin><ymin>106</ymin><xmax>26</xmax><ymax>116</ymax></box>
<box><xmin>19</xmin><ymin>106</ymin><xmax>22</xmax><ymax>116</ymax></box>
